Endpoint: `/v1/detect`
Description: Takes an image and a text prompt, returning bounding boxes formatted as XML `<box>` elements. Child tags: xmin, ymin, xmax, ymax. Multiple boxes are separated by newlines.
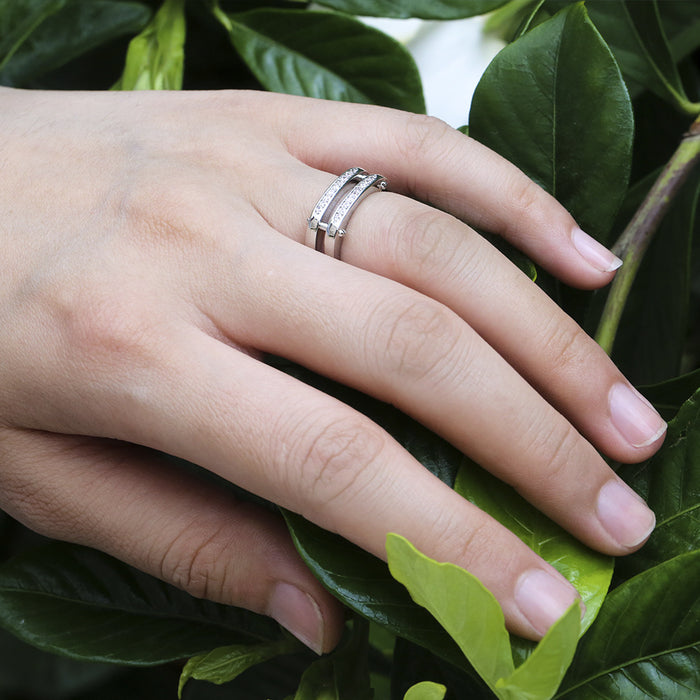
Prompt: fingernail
<box><xmin>267</xmin><ymin>583</ymin><xmax>324</xmax><ymax>655</ymax></box>
<box><xmin>609</xmin><ymin>383</ymin><xmax>667</xmax><ymax>448</ymax></box>
<box><xmin>597</xmin><ymin>479</ymin><xmax>656</xmax><ymax>548</ymax></box>
<box><xmin>515</xmin><ymin>569</ymin><xmax>581</xmax><ymax>636</ymax></box>
<box><xmin>571</xmin><ymin>227</ymin><xmax>622</xmax><ymax>273</ymax></box>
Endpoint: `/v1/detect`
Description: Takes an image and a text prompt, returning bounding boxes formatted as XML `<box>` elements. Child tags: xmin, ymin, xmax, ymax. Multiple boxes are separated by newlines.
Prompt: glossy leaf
<box><xmin>213</xmin><ymin>7</ymin><xmax>424</xmax><ymax>113</ymax></box>
<box><xmin>116</xmin><ymin>0</ymin><xmax>185</xmax><ymax>90</ymax></box>
<box><xmin>557</xmin><ymin>550</ymin><xmax>700</xmax><ymax>698</ymax></box>
<box><xmin>455</xmin><ymin>460</ymin><xmax>612</xmax><ymax>636</ymax></box>
<box><xmin>616</xmin><ymin>388</ymin><xmax>700</xmax><ymax>581</ymax></box>
<box><xmin>283</xmin><ymin>510</ymin><xmax>467</xmax><ymax>672</ymax></box>
<box><xmin>640</xmin><ymin>368</ymin><xmax>700</xmax><ymax>421</ymax></box>
<box><xmin>0</xmin><ymin>542</ymin><xmax>282</xmax><ymax>664</ymax></box>
<box><xmin>470</xmin><ymin>2</ymin><xmax>633</xmax><ymax>243</ymax></box>
<box><xmin>310</xmin><ymin>0</ymin><xmax>510</xmax><ymax>20</ymax></box>
<box><xmin>404</xmin><ymin>681</ymin><xmax>447</xmax><ymax>700</ymax></box>
<box><xmin>387</xmin><ymin>534</ymin><xmax>580</xmax><ymax>700</ymax></box>
<box><xmin>0</xmin><ymin>0</ymin><xmax>151</xmax><ymax>87</ymax></box>
<box><xmin>178</xmin><ymin>638</ymin><xmax>300</xmax><ymax>698</ymax></box>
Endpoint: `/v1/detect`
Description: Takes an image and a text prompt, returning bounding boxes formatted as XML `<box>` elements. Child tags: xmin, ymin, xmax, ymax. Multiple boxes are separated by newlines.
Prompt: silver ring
<box><xmin>306</xmin><ymin>167</ymin><xmax>388</xmax><ymax>260</ymax></box>
<box><xmin>306</xmin><ymin>167</ymin><xmax>367</xmax><ymax>253</ymax></box>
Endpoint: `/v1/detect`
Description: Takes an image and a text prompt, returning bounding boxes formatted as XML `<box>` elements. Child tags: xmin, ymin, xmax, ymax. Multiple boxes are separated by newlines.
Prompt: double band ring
<box><xmin>307</xmin><ymin>167</ymin><xmax>388</xmax><ymax>259</ymax></box>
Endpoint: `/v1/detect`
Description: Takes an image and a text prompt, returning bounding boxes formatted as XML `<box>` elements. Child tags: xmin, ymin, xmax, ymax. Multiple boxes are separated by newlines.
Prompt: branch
<box><xmin>594</xmin><ymin>114</ymin><xmax>700</xmax><ymax>355</ymax></box>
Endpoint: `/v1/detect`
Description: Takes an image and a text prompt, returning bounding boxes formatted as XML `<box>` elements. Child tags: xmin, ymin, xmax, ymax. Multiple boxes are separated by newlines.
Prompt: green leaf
<box><xmin>213</xmin><ymin>7</ymin><xmax>425</xmax><ymax>113</ymax></box>
<box><xmin>660</xmin><ymin>1</ymin><xmax>700</xmax><ymax>65</ymax></box>
<box><xmin>404</xmin><ymin>681</ymin><xmax>447</xmax><ymax>700</ymax></box>
<box><xmin>497</xmin><ymin>603</ymin><xmax>579</xmax><ymax>700</ymax></box>
<box><xmin>609</xmin><ymin>171</ymin><xmax>700</xmax><ymax>385</ymax></box>
<box><xmin>116</xmin><ymin>0</ymin><xmax>186</xmax><ymax>90</ymax></box>
<box><xmin>0</xmin><ymin>0</ymin><xmax>65</xmax><ymax>72</ymax></box>
<box><xmin>454</xmin><ymin>460</ymin><xmax>612</xmax><ymax>640</ymax></box>
<box><xmin>0</xmin><ymin>0</ymin><xmax>151</xmax><ymax>87</ymax></box>
<box><xmin>570</xmin><ymin>0</ymin><xmax>699</xmax><ymax>115</ymax></box>
<box><xmin>310</xmin><ymin>0</ymin><xmax>510</xmax><ymax>20</ymax></box>
<box><xmin>178</xmin><ymin>638</ymin><xmax>300</xmax><ymax>698</ymax></box>
<box><xmin>0</xmin><ymin>627</ymin><xmax>117</xmax><ymax>699</ymax></box>
<box><xmin>640</xmin><ymin>368</ymin><xmax>700</xmax><ymax>421</ymax></box>
<box><xmin>469</xmin><ymin>2</ymin><xmax>633</xmax><ymax>244</ymax></box>
<box><xmin>616</xmin><ymin>388</ymin><xmax>700</xmax><ymax>581</ymax></box>
<box><xmin>557</xmin><ymin>550</ymin><xmax>700</xmax><ymax>698</ymax></box>
<box><xmin>0</xmin><ymin>542</ymin><xmax>282</xmax><ymax>665</ymax></box>
<box><xmin>387</xmin><ymin>534</ymin><xmax>580</xmax><ymax>700</ymax></box>
<box><xmin>283</xmin><ymin>510</ymin><xmax>467</xmax><ymax>673</ymax></box>
<box><xmin>291</xmin><ymin>618</ymin><xmax>372</xmax><ymax>700</ymax></box>
<box><xmin>386</xmin><ymin>533</ymin><xmax>514</xmax><ymax>695</ymax></box>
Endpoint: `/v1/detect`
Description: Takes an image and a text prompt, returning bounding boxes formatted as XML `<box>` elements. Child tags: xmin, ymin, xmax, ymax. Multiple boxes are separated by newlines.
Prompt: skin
<box><xmin>0</xmin><ymin>87</ymin><xmax>666</xmax><ymax>653</ymax></box>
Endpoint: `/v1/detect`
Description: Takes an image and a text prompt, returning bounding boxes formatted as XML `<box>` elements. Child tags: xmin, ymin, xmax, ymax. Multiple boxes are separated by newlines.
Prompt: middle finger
<box><xmin>200</xmin><ymin>216</ymin><xmax>656</xmax><ymax>557</ymax></box>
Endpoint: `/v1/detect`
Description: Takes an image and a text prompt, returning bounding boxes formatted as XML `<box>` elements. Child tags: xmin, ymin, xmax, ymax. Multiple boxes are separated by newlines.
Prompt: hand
<box><xmin>0</xmin><ymin>87</ymin><xmax>665</xmax><ymax>652</ymax></box>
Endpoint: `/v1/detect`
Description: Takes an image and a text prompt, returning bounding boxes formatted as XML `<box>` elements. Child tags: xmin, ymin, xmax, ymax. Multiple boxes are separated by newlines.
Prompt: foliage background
<box><xmin>1</xmin><ymin>1</ymin><xmax>700</xmax><ymax>698</ymax></box>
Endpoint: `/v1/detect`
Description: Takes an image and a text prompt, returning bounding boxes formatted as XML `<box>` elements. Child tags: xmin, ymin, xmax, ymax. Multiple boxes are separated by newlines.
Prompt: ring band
<box><xmin>306</xmin><ymin>167</ymin><xmax>367</xmax><ymax>253</ymax></box>
<box><xmin>306</xmin><ymin>167</ymin><xmax>388</xmax><ymax>260</ymax></box>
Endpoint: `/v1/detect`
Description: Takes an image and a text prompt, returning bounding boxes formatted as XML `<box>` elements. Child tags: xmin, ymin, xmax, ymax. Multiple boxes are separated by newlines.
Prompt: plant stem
<box><xmin>595</xmin><ymin>114</ymin><xmax>700</xmax><ymax>355</ymax></box>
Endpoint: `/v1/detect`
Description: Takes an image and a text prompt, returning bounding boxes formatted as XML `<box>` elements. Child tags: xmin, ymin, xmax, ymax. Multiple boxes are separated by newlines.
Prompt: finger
<box><xmin>201</xmin><ymin>233</ymin><xmax>655</xmax><ymax>558</ymax></box>
<box><xmin>264</xmin><ymin>94</ymin><xmax>622</xmax><ymax>288</ymax></box>
<box><xmin>247</xmin><ymin>163</ymin><xmax>666</xmax><ymax>465</ymax></box>
<box><xmin>0</xmin><ymin>428</ymin><xmax>345</xmax><ymax>654</ymax></box>
<box><xmin>58</xmin><ymin>325</ymin><xmax>584</xmax><ymax>640</ymax></box>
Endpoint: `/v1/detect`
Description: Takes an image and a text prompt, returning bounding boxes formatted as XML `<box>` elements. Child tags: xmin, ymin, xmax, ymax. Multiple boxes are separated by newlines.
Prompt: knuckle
<box><xmin>540</xmin><ymin>317</ymin><xmax>589</xmax><ymax>378</ymax></box>
<box><xmin>394</xmin><ymin>114</ymin><xmax>454</xmax><ymax>172</ymax></box>
<box><xmin>158</xmin><ymin>524</ymin><xmax>232</xmax><ymax>601</ymax></box>
<box><xmin>507</xmin><ymin>174</ymin><xmax>544</xmax><ymax>233</ymax></box>
<box><xmin>293</xmin><ymin>412</ymin><xmax>386</xmax><ymax>514</ymax></box>
<box><xmin>398</xmin><ymin>208</ymin><xmax>464</xmax><ymax>283</ymax></box>
<box><xmin>525</xmin><ymin>418</ymin><xmax>580</xmax><ymax>489</ymax></box>
<box><xmin>370</xmin><ymin>296</ymin><xmax>464</xmax><ymax>384</ymax></box>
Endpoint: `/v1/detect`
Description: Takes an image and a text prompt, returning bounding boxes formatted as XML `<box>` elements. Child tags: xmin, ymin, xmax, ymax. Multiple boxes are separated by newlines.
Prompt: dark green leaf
<box><xmin>310</xmin><ymin>0</ymin><xmax>510</xmax><ymax>20</ymax></box>
<box><xmin>455</xmin><ymin>461</ymin><xmax>612</xmax><ymax>638</ymax></box>
<box><xmin>0</xmin><ymin>0</ymin><xmax>65</xmax><ymax>72</ymax></box>
<box><xmin>571</xmin><ymin>0</ymin><xmax>699</xmax><ymax>115</ymax></box>
<box><xmin>616</xmin><ymin>388</ymin><xmax>700</xmax><ymax>581</ymax></box>
<box><xmin>283</xmin><ymin>510</ymin><xmax>467</xmax><ymax>672</ymax></box>
<box><xmin>116</xmin><ymin>0</ymin><xmax>186</xmax><ymax>90</ymax></box>
<box><xmin>610</xmin><ymin>171</ymin><xmax>700</xmax><ymax>385</ymax></box>
<box><xmin>660</xmin><ymin>1</ymin><xmax>700</xmax><ymax>65</ymax></box>
<box><xmin>0</xmin><ymin>628</ymin><xmax>117</xmax><ymax>699</ymax></box>
<box><xmin>0</xmin><ymin>542</ymin><xmax>282</xmax><ymax>665</ymax></box>
<box><xmin>640</xmin><ymin>368</ymin><xmax>700</xmax><ymax>421</ymax></box>
<box><xmin>214</xmin><ymin>7</ymin><xmax>425</xmax><ymax>112</ymax></box>
<box><xmin>291</xmin><ymin>618</ymin><xmax>372</xmax><ymax>700</ymax></box>
<box><xmin>470</xmin><ymin>2</ymin><xmax>633</xmax><ymax>243</ymax></box>
<box><xmin>0</xmin><ymin>0</ymin><xmax>151</xmax><ymax>87</ymax></box>
<box><xmin>557</xmin><ymin>550</ymin><xmax>700</xmax><ymax>698</ymax></box>
<box><xmin>178</xmin><ymin>638</ymin><xmax>301</xmax><ymax>698</ymax></box>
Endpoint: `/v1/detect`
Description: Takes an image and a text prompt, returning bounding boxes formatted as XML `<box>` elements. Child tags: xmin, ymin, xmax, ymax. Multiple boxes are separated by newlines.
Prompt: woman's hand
<box><xmin>0</xmin><ymin>87</ymin><xmax>665</xmax><ymax>652</ymax></box>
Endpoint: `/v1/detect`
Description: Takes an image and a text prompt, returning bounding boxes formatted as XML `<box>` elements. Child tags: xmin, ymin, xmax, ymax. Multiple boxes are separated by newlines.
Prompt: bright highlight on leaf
<box><xmin>386</xmin><ymin>534</ymin><xmax>580</xmax><ymax>700</ymax></box>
